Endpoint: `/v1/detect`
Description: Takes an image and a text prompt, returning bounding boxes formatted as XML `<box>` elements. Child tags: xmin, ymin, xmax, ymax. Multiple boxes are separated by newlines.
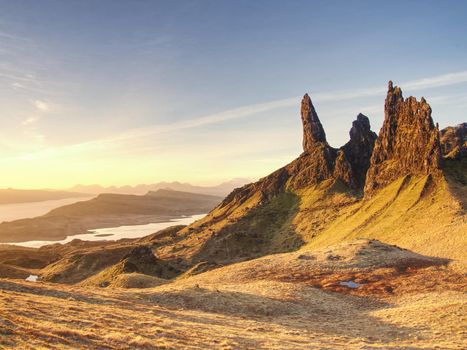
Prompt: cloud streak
<box><xmin>34</xmin><ymin>100</ymin><xmax>50</xmax><ymax>112</ymax></box>
<box><xmin>94</xmin><ymin>69</ymin><xmax>467</xmax><ymax>144</ymax></box>
<box><xmin>5</xmin><ymin>69</ymin><xmax>467</xmax><ymax>161</ymax></box>
<box><xmin>21</xmin><ymin>116</ymin><xmax>40</xmax><ymax>126</ymax></box>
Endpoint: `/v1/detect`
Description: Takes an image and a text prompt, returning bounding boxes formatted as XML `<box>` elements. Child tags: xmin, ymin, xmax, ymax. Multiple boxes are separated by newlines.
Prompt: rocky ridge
<box><xmin>220</xmin><ymin>93</ymin><xmax>378</xmax><ymax>209</ymax></box>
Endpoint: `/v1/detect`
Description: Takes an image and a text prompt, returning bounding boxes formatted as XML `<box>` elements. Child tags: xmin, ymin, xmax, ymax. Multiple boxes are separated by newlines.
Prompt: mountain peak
<box><xmin>349</xmin><ymin>113</ymin><xmax>374</xmax><ymax>142</ymax></box>
<box><xmin>301</xmin><ymin>93</ymin><xmax>327</xmax><ymax>152</ymax></box>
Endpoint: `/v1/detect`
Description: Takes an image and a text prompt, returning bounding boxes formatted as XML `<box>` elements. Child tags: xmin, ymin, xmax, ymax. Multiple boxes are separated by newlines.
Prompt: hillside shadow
<box><xmin>133</xmin><ymin>284</ymin><xmax>421</xmax><ymax>345</ymax></box>
<box><xmin>442</xmin><ymin>158</ymin><xmax>467</xmax><ymax>211</ymax></box>
<box><xmin>0</xmin><ymin>280</ymin><xmax>109</xmax><ymax>305</ymax></box>
<box><xmin>191</xmin><ymin>191</ymin><xmax>304</xmax><ymax>265</ymax></box>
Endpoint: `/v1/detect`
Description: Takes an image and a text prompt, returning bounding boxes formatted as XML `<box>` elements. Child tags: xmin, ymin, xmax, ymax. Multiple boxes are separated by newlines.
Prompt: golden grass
<box><xmin>1</xmin><ymin>239</ymin><xmax>465</xmax><ymax>349</ymax></box>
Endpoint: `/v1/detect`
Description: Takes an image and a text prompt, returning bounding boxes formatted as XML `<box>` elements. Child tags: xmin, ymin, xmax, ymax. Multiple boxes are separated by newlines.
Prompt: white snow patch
<box><xmin>339</xmin><ymin>280</ymin><xmax>361</xmax><ymax>288</ymax></box>
<box><xmin>25</xmin><ymin>275</ymin><xmax>39</xmax><ymax>282</ymax></box>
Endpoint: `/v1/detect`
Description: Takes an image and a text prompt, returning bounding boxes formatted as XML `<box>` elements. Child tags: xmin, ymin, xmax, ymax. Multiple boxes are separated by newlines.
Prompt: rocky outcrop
<box><xmin>364</xmin><ymin>81</ymin><xmax>441</xmax><ymax>196</ymax></box>
<box><xmin>440</xmin><ymin>123</ymin><xmax>467</xmax><ymax>160</ymax></box>
<box><xmin>301</xmin><ymin>93</ymin><xmax>327</xmax><ymax>151</ymax></box>
<box><xmin>119</xmin><ymin>245</ymin><xmax>179</xmax><ymax>278</ymax></box>
<box><xmin>340</xmin><ymin>114</ymin><xmax>377</xmax><ymax>189</ymax></box>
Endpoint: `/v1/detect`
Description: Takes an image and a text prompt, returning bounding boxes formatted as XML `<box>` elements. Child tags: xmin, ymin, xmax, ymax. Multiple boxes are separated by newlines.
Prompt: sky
<box><xmin>0</xmin><ymin>0</ymin><xmax>466</xmax><ymax>189</ymax></box>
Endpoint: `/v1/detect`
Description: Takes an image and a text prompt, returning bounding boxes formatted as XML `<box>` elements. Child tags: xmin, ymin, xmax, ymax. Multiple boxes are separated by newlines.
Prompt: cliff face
<box><xmin>364</xmin><ymin>81</ymin><xmax>442</xmax><ymax>196</ymax></box>
<box><xmin>440</xmin><ymin>122</ymin><xmax>467</xmax><ymax>160</ymax></box>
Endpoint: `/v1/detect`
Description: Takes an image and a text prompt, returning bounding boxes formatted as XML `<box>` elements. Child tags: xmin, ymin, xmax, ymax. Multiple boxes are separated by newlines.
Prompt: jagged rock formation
<box><xmin>340</xmin><ymin>114</ymin><xmax>378</xmax><ymax>189</ymax></box>
<box><xmin>301</xmin><ymin>93</ymin><xmax>327</xmax><ymax>151</ymax></box>
<box><xmin>331</xmin><ymin>113</ymin><xmax>378</xmax><ymax>189</ymax></box>
<box><xmin>440</xmin><ymin>122</ymin><xmax>467</xmax><ymax>160</ymax></box>
<box><xmin>364</xmin><ymin>81</ymin><xmax>442</xmax><ymax>196</ymax></box>
<box><xmin>152</xmin><ymin>94</ymin><xmax>380</xmax><ymax>264</ymax></box>
<box><xmin>219</xmin><ymin>96</ymin><xmax>377</xmax><ymax>212</ymax></box>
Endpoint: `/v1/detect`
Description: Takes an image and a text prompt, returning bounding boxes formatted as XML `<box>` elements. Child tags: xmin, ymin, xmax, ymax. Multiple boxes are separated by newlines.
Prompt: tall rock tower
<box><xmin>364</xmin><ymin>81</ymin><xmax>441</xmax><ymax>196</ymax></box>
<box><xmin>301</xmin><ymin>93</ymin><xmax>327</xmax><ymax>152</ymax></box>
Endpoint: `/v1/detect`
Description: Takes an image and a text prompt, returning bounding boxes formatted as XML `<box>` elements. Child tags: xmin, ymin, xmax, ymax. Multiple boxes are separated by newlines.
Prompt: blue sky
<box><xmin>0</xmin><ymin>0</ymin><xmax>466</xmax><ymax>188</ymax></box>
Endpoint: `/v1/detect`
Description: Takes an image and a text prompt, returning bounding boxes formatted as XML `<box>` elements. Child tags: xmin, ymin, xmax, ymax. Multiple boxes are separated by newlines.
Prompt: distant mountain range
<box><xmin>0</xmin><ymin>189</ymin><xmax>89</xmax><ymax>205</ymax></box>
<box><xmin>0</xmin><ymin>179</ymin><xmax>250</xmax><ymax>205</ymax></box>
<box><xmin>68</xmin><ymin>178</ymin><xmax>251</xmax><ymax>197</ymax></box>
<box><xmin>0</xmin><ymin>189</ymin><xmax>222</xmax><ymax>243</ymax></box>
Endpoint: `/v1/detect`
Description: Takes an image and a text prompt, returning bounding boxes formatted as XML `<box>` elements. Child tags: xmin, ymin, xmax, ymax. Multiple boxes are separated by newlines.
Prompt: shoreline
<box><xmin>2</xmin><ymin>213</ymin><xmax>206</xmax><ymax>248</ymax></box>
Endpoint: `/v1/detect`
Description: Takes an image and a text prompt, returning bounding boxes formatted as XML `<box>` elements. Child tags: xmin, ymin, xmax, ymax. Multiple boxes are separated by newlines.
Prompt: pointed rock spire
<box><xmin>301</xmin><ymin>93</ymin><xmax>327</xmax><ymax>152</ymax></box>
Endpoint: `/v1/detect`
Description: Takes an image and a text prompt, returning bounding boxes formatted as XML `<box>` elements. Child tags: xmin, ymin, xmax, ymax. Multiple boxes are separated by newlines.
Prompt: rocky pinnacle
<box><xmin>301</xmin><ymin>93</ymin><xmax>327</xmax><ymax>152</ymax></box>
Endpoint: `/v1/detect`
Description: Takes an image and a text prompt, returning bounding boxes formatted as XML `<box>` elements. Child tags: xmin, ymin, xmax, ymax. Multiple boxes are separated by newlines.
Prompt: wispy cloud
<box><xmin>21</xmin><ymin>116</ymin><xmax>40</xmax><ymax>126</ymax></box>
<box><xmin>403</xmin><ymin>71</ymin><xmax>467</xmax><ymax>90</ymax></box>
<box><xmin>34</xmin><ymin>99</ymin><xmax>50</xmax><ymax>112</ymax></box>
<box><xmin>6</xmin><ymin>70</ymin><xmax>467</xmax><ymax>161</ymax></box>
<box><xmin>313</xmin><ymin>70</ymin><xmax>467</xmax><ymax>103</ymax></box>
<box><xmin>100</xmin><ymin>70</ymin><xmax>467</xmax><ymax>143</ymax></box>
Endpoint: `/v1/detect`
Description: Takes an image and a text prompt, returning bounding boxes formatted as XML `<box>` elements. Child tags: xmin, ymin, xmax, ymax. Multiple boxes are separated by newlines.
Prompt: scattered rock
<box><xmin>326</xmin><ymin>254</ymin><xmax>342</xmax><ymax>261</ymax></box>
<box><xmin>298</xmin><ymin>254</ymin><xmax>315</xmax><ymax>260</ymax></box>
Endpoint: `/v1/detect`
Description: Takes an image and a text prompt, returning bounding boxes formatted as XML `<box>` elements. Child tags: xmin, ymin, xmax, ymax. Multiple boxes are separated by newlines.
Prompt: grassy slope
<box><xmin>191</xmin><ymin>191</ymin><xmax>302</xmax><ymax>263</ymax></box>
<box><xmin>152</xmin><ymin>166</ymin><xmax>465</xmax><ymax>271</ymax></box>
<box><xmin>300</xmin><ymin>174</ymin><xmax>466</xmax><ymax>262</ymax></box>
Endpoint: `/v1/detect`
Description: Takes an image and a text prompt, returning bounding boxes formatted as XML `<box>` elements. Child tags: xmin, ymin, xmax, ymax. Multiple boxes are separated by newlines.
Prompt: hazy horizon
<box><xmin>1</xmin><ymin>0</ymin><xmax>466</xmax><ymax>189</ymax></box>
<box><xmin>0</xmin><ymin>178</ymin><xmax>252</xmax><ymax>194</ymax></box>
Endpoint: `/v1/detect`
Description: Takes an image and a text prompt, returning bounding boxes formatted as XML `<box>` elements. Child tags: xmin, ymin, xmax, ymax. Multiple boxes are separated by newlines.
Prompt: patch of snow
<box><xmin>25</xmin><ymin>275</ymin><xmax>39</xmax><ymax>282</ymax></box>
<box><xmin>339</xmin><ymin>280</ymin><xmax>361</xmax><ymax>288</ymax></box>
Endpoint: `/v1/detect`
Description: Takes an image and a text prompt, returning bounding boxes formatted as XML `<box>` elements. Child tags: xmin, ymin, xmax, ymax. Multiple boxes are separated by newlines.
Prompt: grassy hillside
<box><xmin>148</xmin><ymin>165</ymin><xmax>465</xmax><ymax>270</ymax></box>
<box><xmin>299</xmin><ymin>174</ymin><xmax>466</xmax><ymax>262</ymax></box>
